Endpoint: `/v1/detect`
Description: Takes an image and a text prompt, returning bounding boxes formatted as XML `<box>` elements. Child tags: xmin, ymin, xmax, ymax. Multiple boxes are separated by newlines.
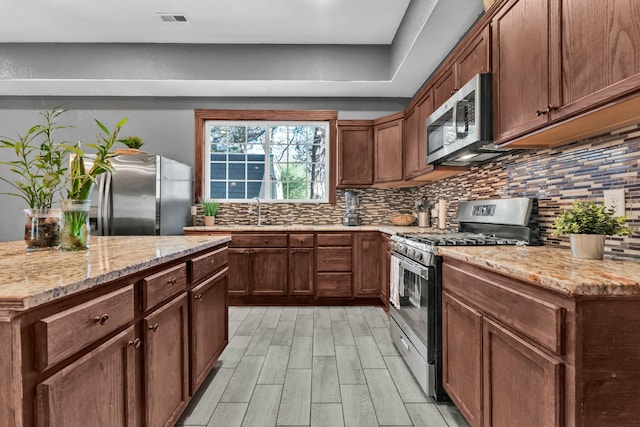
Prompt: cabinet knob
<box><xmin>535</xmin><ymin>105</ymin><xmax>556</xmax><ymax>117</ymax></box>
<box><xmin>168</xmin><ymin>277</ymin><xmax>177</xmax><ymax>285</ymax></box>
<box><xmin>128</xmin><ymin>338</ymin><xmax>141</xmax><ymax>348</ymax></box>
<box><xmin>94</xmin><ymin>314</ymin><xmax>109</xmax><ymax>325</ymax></box>
<box><xmin>148</xmin><ymin>323</ymin><xmax>159</xmax><ymax>332</ymax></box>
<box><xmin>194</xmin><ymin>294</ymin><xmax>202</xmax><ymax>300</ymax></box>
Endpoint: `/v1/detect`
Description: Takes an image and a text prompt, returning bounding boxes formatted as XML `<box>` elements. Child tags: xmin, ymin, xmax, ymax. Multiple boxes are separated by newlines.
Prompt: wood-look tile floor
<box><xmin>177</xmin><ymin>306</ymin><xmax>470</xmax><ymax>427</ymax></box>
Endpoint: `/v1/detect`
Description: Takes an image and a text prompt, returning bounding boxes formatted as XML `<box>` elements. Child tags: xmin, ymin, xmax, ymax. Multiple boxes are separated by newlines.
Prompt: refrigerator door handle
<box><xmin>103</xmin><ymin>173</ymin><xmax>113</xmax><ymax>236</ymax></box>
<box><xmin>97</xmin><ymin>174</ymin><xmax>106</xmax><ymax>236</ymax></box>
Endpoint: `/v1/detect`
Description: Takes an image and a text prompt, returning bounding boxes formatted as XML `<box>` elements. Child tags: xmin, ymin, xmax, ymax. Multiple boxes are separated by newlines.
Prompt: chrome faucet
<box><xmin>248</xmin><ymin>197</ymin><xmax>262</xmax><ymax>225</ymax></box>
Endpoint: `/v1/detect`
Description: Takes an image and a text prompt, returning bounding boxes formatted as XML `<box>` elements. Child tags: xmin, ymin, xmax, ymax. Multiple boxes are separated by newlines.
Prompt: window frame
<box><xmin>195</xmin><ymin>109</ymin><xmax>338</xmax><ymax>204</ymax></box>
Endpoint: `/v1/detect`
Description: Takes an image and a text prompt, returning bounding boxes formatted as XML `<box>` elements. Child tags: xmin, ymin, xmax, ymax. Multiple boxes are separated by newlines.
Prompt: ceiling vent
<box><xmin>158</xmin><ymin>13</ymin><xmax>189</xmax><ymax>23</ymax></box>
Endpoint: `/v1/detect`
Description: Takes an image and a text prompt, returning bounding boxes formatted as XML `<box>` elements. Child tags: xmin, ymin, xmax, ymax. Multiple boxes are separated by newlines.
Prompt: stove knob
<box><xmin>415</xmin><ymin>252</ymin><xmax>422</xmax><ymax>262</ymax></box>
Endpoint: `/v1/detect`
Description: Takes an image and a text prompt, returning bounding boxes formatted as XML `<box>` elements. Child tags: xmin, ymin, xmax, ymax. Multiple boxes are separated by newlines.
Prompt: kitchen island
<box><xmin>437</xmin><ymin>245</ymin><xmax>640</xmax><ymax>427</ymax></box>
<box><xmin>0</xmin><ymin>235</ymin><xmax>230</xmax><ymax>427</ymax></box>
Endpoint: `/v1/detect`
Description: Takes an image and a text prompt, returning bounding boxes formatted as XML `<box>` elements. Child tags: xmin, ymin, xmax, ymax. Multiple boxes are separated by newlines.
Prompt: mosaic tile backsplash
<box><xmin>200</xmin><ymin>123</ymin><xmax>640</xmax><ymax>257</ymax></box>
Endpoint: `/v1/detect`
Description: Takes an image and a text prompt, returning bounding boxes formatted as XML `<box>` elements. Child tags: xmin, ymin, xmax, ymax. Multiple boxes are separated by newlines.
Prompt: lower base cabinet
<box><xmin>35</xmin><ymin>327</ymin><xmax>137</xmax><ymax>427</ymax></box>
<box><xmin>190</xmin><ymin>268</ymin><xmax>229</xmax><ymax>392</ymax></box>
<box><xmin>144</xmin><ymin>294</ymin><xmax>189</xmax><ymax>427</ymax></box>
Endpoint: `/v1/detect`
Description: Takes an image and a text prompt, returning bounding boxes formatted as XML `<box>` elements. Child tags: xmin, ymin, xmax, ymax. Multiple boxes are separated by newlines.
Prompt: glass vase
<box><xmin>60</xmin><ymin>199</ymin><xmax>91</xmax><ymax>251</ymax></box>
<box><xmin>24</xmin><ymin>208</ymin><xmax>61</xmax><ymax>251</ymax></box>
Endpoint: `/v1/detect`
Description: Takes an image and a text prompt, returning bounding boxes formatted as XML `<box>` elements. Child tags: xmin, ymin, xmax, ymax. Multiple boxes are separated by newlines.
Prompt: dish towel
<box><xmin>390</xmin><ymin>256</ymin><xmax>401</xmax><ymax>310</ymax></box>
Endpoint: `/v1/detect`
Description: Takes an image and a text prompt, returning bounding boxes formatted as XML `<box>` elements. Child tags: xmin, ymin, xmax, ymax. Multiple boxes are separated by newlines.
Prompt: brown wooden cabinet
<box><xmin>316</xmin><ymin>233</ymin><xmax>353</xmax><ymax>299</ymax></box>
<box><xmin>432</xmin><ymin>66</ymin><xmax>456</xmax><ymax>109</ymax></box>
<box><xmin>289</xmin><ymin>248</ymin><xmax>314</xmax><ymax>295</ymax></box>
<box><xmin>228</xmin><ymin>234</ymin><xmax>288</xmax><ymax>296</ymax></box>
<box><xmin>189</xmin><ymin>268</ymin><xmax>228</xmax><ymax>393</ymax></box>
<box><xmin>354</xmin><ymin>233</ymin><xmax>382</xmax><ymax>297</ymax></box>
<box><xmin>35</xmin><ymin>326</ymin><xmax>137</xmax><ymax>427</ymax></box>
<box><xmin>483</xmin><ymin>318</ymin><xmax>562</xmax><ymax>427</ymax></box>
<box><xmin>442</xmin><ymin>292</ymin><xmax>483</xmax><ymax>427</ymax></box>
<box><xmin>455</xmin><ymin>26</ymin><xmax>490</xmax><ymax>90</ymax></box>
<box><xmin>441</xmin><ymin>257</ymin><xmax>579</xmax><ymax>426</ymax></box>
<box><xmin>492</xmin><ymin>0</ymin><xmax>552</xmax><ymax>143</ymax></box>
<box><xmin>373</xmin><ymin>113</ymin><xmax>404</xmax><ymax>185</ymax></box>
<box><xmin>144</xmin><ymin>293</ymin><xmax>189</xmax><ymax>427</ymax></box>
<box><xmin>337</xmin><ymin>121</ymin><xmax>374</xmax><ymax>187</ymax></box>
<box><xmin>403</xmin><ymin>106</ymin><xmax>421</xmax><ymax>180</ymax></box>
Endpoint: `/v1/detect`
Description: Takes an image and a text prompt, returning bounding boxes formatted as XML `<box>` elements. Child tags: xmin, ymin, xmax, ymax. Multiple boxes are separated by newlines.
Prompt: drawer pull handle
<box><xmin>168</xmin><ymin>277</ymin><xmax>177</xmax><ymax>285</ymax></box>
<box><xmin>149</xmin><ymin>323</ymin><xmax>159</xmax><ymax>332</ymax></box>
<box><xmin>194</xmin><ymin>294</ymin><xmax>202</xmax><ymax>300</ymax></box>
<box><xmin>128</xmin><ymin>338</ymin><xmax>141</xmax><ymax>348</ymax></box>
<box><xmin>94</xmin><ymin>314</ymin><xmax>109</xmax><ymax>325</ymax></box>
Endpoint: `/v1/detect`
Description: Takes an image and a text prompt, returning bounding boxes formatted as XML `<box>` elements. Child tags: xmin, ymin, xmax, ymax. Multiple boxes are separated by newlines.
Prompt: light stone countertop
<box><xmin>0</xmin><ymin>235</ymin><xmax>231</xmax><ymax>312</ymax></box>
<box><xmin>438</xmin><ymin>245</ymin><xmax>640</xmax><ymax>296</ymax></box>
<box><xmin>183</xmin><ymin>224</ymin><xmax>430</xmax><ymax>235</ymax></box>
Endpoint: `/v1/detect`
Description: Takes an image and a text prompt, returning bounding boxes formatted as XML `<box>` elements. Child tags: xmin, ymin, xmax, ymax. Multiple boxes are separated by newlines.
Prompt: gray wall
<box><xmin>0</xmin><ymin>96</ymin><xmax>408</xmax><ymax>242</ymax></box>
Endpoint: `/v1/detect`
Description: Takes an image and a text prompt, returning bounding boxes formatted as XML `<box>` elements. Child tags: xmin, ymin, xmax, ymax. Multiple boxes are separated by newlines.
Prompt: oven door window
<box><xmin>396</xmin><ymin>263</ymin><xmax>433</xmax><ymax>348</ymax></box>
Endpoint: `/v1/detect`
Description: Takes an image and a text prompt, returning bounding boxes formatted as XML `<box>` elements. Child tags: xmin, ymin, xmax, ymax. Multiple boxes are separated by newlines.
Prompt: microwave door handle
<box><xmin>452</xmin><ymin>100</ymin><xmax>458</xmax><ymax>140</ymax></box>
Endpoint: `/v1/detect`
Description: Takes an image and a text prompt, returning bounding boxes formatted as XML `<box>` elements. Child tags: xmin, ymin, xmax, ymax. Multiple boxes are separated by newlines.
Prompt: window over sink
<box><xmin>194</xmin><ymin>110</ymin><xmax>338</xmax><ymax>204</ymax></box>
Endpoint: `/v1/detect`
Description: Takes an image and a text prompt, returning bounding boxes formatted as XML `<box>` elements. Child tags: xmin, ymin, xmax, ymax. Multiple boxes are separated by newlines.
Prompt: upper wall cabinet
<box><xmin>492</xmin><ymin>0</ymin><xmax>552</xmax><ymax>144</ymax></box>
<box><xmin>337</xmin><ymin>121</ymin><xmax>374</xmax><ymax>187</ymax></box>
<box><xmin>494</xmin><ymin>0</ymin><xmax>640</xmax><ymax>148</ymax></box>
<box><xmin>373</xmin><ymin>113</ymin><xmax>404</xmax><ymax>185</ymax></box>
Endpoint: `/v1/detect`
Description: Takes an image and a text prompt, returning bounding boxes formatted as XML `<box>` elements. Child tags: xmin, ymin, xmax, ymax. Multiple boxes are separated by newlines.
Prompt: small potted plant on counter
<box><xmin>115</xmin><ymin>135</ymin><xmax>145</xmax><ymax>155</ymax></box>
<box><xmin>61</xmin><ymin>117</ymin><xmax>129</xmax><ymax>250</ymax></box>
<box><xmin>0</xmin><ymin>106</ymin><xmax>71</xmax><ymax>251</ymax></box>
<box><xmin>553</xmin><ymin>199</ymin><xmax>632</xmax><ymax>259</ymax></box>
<box><xmin>201</xmin><ymin>200</ymin><xmax>219</xmax><ymax>226</ymax></box>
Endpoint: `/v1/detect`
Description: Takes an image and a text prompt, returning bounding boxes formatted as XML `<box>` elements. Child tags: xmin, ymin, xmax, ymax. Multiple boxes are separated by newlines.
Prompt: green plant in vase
<box><xmin>60</xmin><ymin>117</ymin><xmax>129</xmax><ymax>250</ymax></box>
<box><xmin>0</xmin><ymin>107</ymin><xmax>71</xmax><ymax>250</ymax></box>
<box><xmin>201</xmin><ymin>200</ymin><xmax>219</xmax><ymax>226</ymax></box>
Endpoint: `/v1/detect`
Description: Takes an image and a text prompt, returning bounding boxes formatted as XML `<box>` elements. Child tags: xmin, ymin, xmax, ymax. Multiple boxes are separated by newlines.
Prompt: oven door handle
<box><xmin>393</xmin><ymin>254</ymin><xmax>428</xmax><ymax>278</ymax></box>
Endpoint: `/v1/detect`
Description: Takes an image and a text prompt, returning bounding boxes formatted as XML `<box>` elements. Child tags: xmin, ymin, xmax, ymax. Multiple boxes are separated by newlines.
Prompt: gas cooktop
<box><xmin>395</xmin><ymin>231</ymin><xmax>526</xmax><ymax>247</ymax></box>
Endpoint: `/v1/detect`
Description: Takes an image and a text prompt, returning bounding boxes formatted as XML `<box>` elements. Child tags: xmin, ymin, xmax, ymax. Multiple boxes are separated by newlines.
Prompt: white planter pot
<box><xmin>569</xmin><ymin>234</ymin><xmax>605</xmax><ymax>259</ymax></box>
<box><xmin>204</xmin><ymin>216</ymin><xmax>215</xmax><ymax>226</ymax></box>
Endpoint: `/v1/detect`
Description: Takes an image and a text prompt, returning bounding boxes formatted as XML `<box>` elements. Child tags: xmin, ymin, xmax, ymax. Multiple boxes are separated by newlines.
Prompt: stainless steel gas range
<box><xmin>388</xmin><ymin>197</ymin><xmax>537</xmax><ymax>401</ymax></box>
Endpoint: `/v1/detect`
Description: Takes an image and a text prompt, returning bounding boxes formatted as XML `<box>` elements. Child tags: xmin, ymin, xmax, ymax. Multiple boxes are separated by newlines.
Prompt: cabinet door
<box><xmin>355</xmin><ymin>233</ymin><xmax>382</xmax><ymax>297</ymax></box>
<box><xmin>432</xmin><ymin>66</ymin><xmax>457</xmax><ymax>109</ymax></box>
<box><xmin>144</xmin><ymin>294</ymin><xmax>189</xmax><ymax>427</ymax></box>
<box><xmin>35</xmin><ymin>326</ymin><xmax>137</xmax><ymax>427</ymax></box>
<box><xmin>373</xmin><ymin>118</ymin><xmax>403</xmax><ymax>183</ymax></box>
<box><xmin>442</xmin><ymin>292</ymin><xmax>483</xmax><ymax>427</ymax></box>
<box><xmin>493</xmin><ymin>0</ymin><xmax>551</xmax><ymax>143</ymax></box>
<box><xmin>403</xmin><ymin>106</ymin><xmax>420</xmax><ymax>180</ymax></box>
<box><xmin>289</xmin><ymin>248</ymin><xmax>314</xmax><ymax>295</ymax></box>
<box><xmin>416</xmin><ymin>90</ymin><xmax>436</xmax><ymax>175</ymax></box>
<box><xmin>190</xmin><ymin>268</ymin><xmax>228</xmax><ymax>393</ymax></box>
<box><xmin>228</xmin><ymin>248</ymin><xmax>250</xmax><ymax>295</ymax></box>
<box><xmin>337</xmin><ymin>124</ymin><xmax>374</xmax><ymax>187</ymax></box>
<box><xmin>483</xmin><ymin>318</ymin><xmax>563</xmax><ymax>427</ymax></box>
<box><xmin>456</xmin><ymin>26</ymin><xmax>490</xmax><ymax>87</ymax></box>
<box><xmin>250</xmin><ymin>248</ymin><xmax>288</xmax><ymax>295</ymax></box>
<box><xmin>556</xmin><ymin>0</ymin><xmax>640</xmax><ymax>118</ymax></box>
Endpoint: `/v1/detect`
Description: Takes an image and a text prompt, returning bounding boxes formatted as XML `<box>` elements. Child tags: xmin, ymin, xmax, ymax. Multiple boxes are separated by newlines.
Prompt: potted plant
<box><xmin>553</xmin><ymin>199</ymin><xmax>632</xmax><ymax>259</ymax></box>
<box><xmin>60</xmin><ymin>117</ymin><xmax>129</xmax><ymax>250</ymax></box>
<box><xmin>201</xmin><ymin>200</ymin><xmax>219</xmax><ymax>226</ymax></box>
<box><xmin>0</xmin><ymin>107</ymin><xmax>71</xmax><ymax>251</ymax></box>
<box><xmin>115</xmin><ymin>135</ymin><xmax>145</xmax><ymax>154</ymax></box>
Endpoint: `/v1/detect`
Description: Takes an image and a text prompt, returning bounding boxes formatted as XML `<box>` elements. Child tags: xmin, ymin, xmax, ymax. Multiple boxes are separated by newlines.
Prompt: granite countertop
<box><xmin>438</xmin><ymin>246</ymin><xmax>640</xmax><ymax>296</ymax></box>
<box><xmin>184</xmin><ymin>224</ymin><xmax>430</xmax><ymax>235</ymax></box>
<box><xmin>0</xmin><ymin>235</ymin><xmax>231</xmax><ymax>312</ymax></box>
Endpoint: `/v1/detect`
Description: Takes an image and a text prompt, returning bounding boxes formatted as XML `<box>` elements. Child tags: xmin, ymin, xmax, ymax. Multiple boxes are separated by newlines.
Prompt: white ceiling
<box><xmin>0</xmin><ymin>0</ymin><xmax>484</xmax><ymax>98</ymax></box>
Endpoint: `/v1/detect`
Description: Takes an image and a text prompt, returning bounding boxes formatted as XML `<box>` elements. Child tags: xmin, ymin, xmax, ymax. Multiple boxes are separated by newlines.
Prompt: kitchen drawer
<box><xmin>317</xmin><ymin>247</ymin><xmax>352</xmax><ymax>272</ymax></box>
<box><xmin>34</xmin><ymin>285</ymin><xmax>135</xmax><ymax>371</ymax></box>
<box><xmin>316</xmin><ymin>273</ymin><xmax>353</xmax><ymax>298</ymax></box>
<box><xmin>289</xmin><ymin>233</ymin><xmax>314</xmax><ymax>248</ymax></box>
<box><xmin>142</xmin><ymin>263</ymin><xmax>188</xmax><ymax>311</ymax></box>
<box><xmin>230</xmin><ymin>234</ymin><xmax>288</xmax><ymax>248</ymax></box>
<box><xmin>316</xmin><ymin>233</ymin><xmax>352</xmax><ymax>247</ymax></box>
<box><xmin>443</xmin><ymin>262</ymin><xmax>563</xmax><ymax>354</ymax></box>
<box><xmin>190</xmin><ymin>246</ymin><xmax>228</xmax><ymax>285</ymax></box>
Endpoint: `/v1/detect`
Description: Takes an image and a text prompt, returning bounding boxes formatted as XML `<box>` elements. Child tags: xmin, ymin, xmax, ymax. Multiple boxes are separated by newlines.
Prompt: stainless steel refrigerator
<box><xmin>88</xmin><ymin>153</ymin><xmax>192</xmax><ymax>236</ymax></box>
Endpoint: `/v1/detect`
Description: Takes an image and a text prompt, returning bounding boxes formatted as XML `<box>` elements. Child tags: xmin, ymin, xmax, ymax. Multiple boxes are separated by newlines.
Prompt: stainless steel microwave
<box><xmin>425</xmin><ymin>73</ymin><xmax>510</xmax><ymax>167</ymax></box>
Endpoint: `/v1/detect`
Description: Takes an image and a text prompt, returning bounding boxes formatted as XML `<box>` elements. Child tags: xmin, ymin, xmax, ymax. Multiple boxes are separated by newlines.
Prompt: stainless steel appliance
<box><xmin>389</xmin><ymin>197</ymin><xmax>536</xmax><ymax>400</ymax></box>
<box><xmin>87</xmin><ymin>153</ymin><xmax>192</xmax><ymax>235</ymax></box>
<box><xmin>342</xmin><ymin>190</ymin><xmax>360</xmax><ymax>226</ymax></box>
<box><xmin>425</xmin><ymin>73</ymin><xmax>510</xmax><ymax>167</ymax></box>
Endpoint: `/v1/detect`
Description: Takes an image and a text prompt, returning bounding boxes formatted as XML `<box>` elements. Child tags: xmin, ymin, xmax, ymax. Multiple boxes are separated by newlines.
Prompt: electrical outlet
<box><xmin>604</xmin><ymin>189</ymin><xmax>625</xmax><ymax>217</ymax></box>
